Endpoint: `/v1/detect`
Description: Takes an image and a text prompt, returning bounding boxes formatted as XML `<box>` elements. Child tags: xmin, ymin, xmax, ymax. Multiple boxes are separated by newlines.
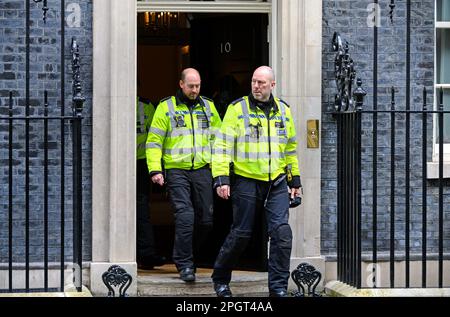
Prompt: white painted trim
<box><xmin>427</xmin><ymin>161</ymin><xmax>450</xmax><ymax>179</ymax></box>
<box><xmin>91</xmin><ymin>0</ymin><xmax>137</xmax><ymax>294</ymax></box>
<box><xmin>92</xmin><ymin>0</ymin><xmax>111</xmax><ymax>262</ymax></box>
<box><xmin>436</xmin><ymin>21</ymin><xmax>450</xmax><ymax>28</ymax></box>
<box><xmin>428</xmin><ymin>144</ymin><xmax>450</xmax><ymax>179</ymax></box>
<box><xmin>277</xmin><ymin>0</ymin><xmax>322</xmax><ymax>259</ymax></box>
<box><xmin>434</xmin><ymin>143</ymin><xmax>450</xmax><ymax>154</ymax></box>
<box><xmin>137</xmin><ymin>0</ymin><xmax>275</xmax><ymax>85</ymax></box>
<box><xmin>270</xmin><ymin>0</ymin><xmax>278</xmax><ymax>95</ymax></box>
<box><xmin>434</xmin><ymin>0</ymin><xmax>450</xmax><ymax>156</ymax></box>
<box><xmin>136</xmin><ymin>1</ymin><xmax>271</xmax><ymax>13</ymax></box>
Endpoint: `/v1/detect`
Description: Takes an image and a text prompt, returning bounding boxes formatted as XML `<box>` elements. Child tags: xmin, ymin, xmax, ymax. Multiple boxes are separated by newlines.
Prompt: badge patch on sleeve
<box><xmin>175</xmin><ymin>115</ymin><xmax>186</xmax><ymax>128</ymax></box>
<box><xmin>277</xmin><ymin>128</ymin><xmax>287</xmax><ymax>136</ymax></box>
<box><xmin>275</xmin><ymin>121</ymin><xmax>285</xmax><ymax>128</ymax></box>
<box><xmin>249</xmin><ymin>124</ymin><xmax>261</xmax><ymax>139</ymax></box>
<box><xmin>275</xmin><ymin>121</ymin><xmax>286</xmax><ymax>136</ymax></box>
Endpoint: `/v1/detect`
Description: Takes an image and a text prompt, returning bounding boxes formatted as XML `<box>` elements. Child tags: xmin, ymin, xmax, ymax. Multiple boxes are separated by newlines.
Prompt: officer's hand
<box><xmin>216</xmin><ymin>185</ymin><xmax>230</xmax><ymax>200</ymax></box>
<box><xmin>289</xmin><ymin>187</ymin><xmax>302</xmax><ymax>200</ymax></box>
<box><xmin>151</xmin><ymin>173</ymin><xmax>165</xmax><ymax>186</ymax></box>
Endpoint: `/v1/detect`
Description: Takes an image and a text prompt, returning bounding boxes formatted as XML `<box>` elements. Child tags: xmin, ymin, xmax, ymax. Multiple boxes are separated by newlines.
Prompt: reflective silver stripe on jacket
<box><xmin>215</xmin><ymin>132</ymin><xmax>235</xmax><ymax>143</ymax></box>
<box><xmin>166</xmin><ymin>97</ymin><xmax>178</xmax><ymax>129</ymax></box>
<box><xmin>240</xmin><ymin>100</ymin><xmax>251</xmax><ymax>160</ymax></box>
<box><xmin>235</xmin><ymin>151</ymin><xmax>285</xmax><ymax>160</ymax></box>
<box><xmin>150</xmin><ymin>127</ymin><xmax>166</xmax><ymax>137</ymax></box>
<box><xmin>163</xmin><ymin>146</ymin><xmax>210</xmax><ymax>156</ymax></box>
<box><xmin>278</xmin><ymin>100</ymin><xmax>287</xmax><ymax>131</ymax></box>
<box><xmin>201</xmin><ymin>97</ymin><xmax>212</xmax><ymax>122</ymax></box>
<box><xmin>240</xmin><ymin>100</ymin><xmax>250</xmax><ymax>128</ymax></box>
<box><xmin>212</xmin><ymin>147</ymin><xmax>234</xmax><ymax>156</ymax></box>
<box><xmin>236</xmin><ymin>136</ymin><xmax>288</xmax><ymax>144</ymax></box>
<box><xmin>146</xmin><ymin>142</ymin><xmax>162</xmax><ymax>149</ymax></box>
<box><xmin>169</xmin><ymin>128</ymin><xmax>212</xmax><ymax>137</ymax></box>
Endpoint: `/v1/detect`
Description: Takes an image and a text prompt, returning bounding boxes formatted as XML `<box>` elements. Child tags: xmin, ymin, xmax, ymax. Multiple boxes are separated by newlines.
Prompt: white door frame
<box><xmin>91</xmin><ymin>0</ymin><xmax>323</xmax><ymax>296</ymax></box>
<box><xmin>136</xmin><ymin>1</ymin><xmax>272</xmax><ymax>13</ymax></box>
<box><xmin>136</xmin><ymin>0</ymin><xmax>278</xmax><ymax>94</ymax></box>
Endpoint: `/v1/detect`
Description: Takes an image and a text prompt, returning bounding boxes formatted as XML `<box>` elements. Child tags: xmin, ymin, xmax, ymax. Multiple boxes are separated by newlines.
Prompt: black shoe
<box><xmin>137</xmin><ymin>255</ymin><xmax>167</xmax><ymax>270</ymax></box>
<box><xmin>137</xmin><ymin>262</ymin><xmax>154</xmax><ymax>270</ymax></box>
<box><xmin>151</xmin><ymin>255</ymin><xmax>167</xmax><ymax>267</ymax></box>
<box><xmin>269</xmin><ymin>290</ymin><xmax>289</xmax><ymax>297</ymax></box>
<box><xmin>214</xmin><ymin>283</ymin><xmax>232</xmax><ymax>297</ymax></box>
<box><xmin>179</xmin><ymin>268</ymin><xmax>196</xmax><ymax>282</ymax></box>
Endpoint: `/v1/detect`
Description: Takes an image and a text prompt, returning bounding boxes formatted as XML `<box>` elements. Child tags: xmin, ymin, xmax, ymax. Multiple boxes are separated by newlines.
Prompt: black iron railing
<box><xmin>333</xmin><ymin>31</ymin><xmax>449</xmax><ymax>289</ymax></box>
<box><xmin>333</xmin><ymin>32</ymin><xmax>364</xmax><ymax>288</ymax></box>
<box><xmin>71</xmin><ymin>37</ymin><xmax>85</xmax><ymax>292</ymax></box>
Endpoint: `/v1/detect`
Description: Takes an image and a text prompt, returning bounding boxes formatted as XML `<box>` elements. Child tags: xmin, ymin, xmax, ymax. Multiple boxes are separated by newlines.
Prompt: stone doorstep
<box><xmin>325</xmin><ymin>280</ymin><xmax>450</xmax><ymax>297</ymax></box>
<box><xmin>138</xmin><ymin>270</ymin><xmax>269</xmax><ymax>297</ymax></box>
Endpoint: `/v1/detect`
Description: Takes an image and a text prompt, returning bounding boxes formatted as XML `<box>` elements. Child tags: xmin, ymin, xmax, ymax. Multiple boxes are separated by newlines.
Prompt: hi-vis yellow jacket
<box><xmin>212</xmin><ymin>96</ymin><xmax>300</xmax><ymax>185</ymax></box>
<box><xmin>136</xmin><ymin>97</ymin><xmax>155</xmax><ymax>160</ymax></box>
<box><xmin>146</xmin><ymin>95</ymin><xmax>221</xmax><ymax>172</ymax></box>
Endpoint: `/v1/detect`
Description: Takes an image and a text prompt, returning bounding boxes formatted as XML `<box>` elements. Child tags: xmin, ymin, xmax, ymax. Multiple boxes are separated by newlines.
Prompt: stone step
<box><xmin>137</xmin><ymin>265</ymin><xmax>269</xmax><ymax>297</ymax></box>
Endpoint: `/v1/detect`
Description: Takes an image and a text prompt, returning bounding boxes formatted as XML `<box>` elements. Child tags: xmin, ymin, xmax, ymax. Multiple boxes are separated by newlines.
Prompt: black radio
<box><xmin>289</xmin><ymin>196</ymin><xmax>302</xmax><ymax>208</ymax></box>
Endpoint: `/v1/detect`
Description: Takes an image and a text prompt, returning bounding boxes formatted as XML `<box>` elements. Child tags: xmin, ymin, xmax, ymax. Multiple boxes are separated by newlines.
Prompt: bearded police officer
<box><xmin>211</xmin><ymin>66</ymin><xmax>301</xmax><ymax>297</ymax></box>
<box><xmin>146</xmin><ymin>68</ymin><xmax>221</xmax><ymax>282</ymax></box>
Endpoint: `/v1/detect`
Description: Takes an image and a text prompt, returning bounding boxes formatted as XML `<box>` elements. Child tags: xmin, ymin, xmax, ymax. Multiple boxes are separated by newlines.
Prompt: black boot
<box><xmin>214</xmin><ymin>283</ymin><xmax>232</xmax><ymax>297</ymax></box>
<box><xmin>179</xmin><ymin>268</ymin><xmax>196</xmax><ymax>282</ymax></box>
<box><xmin>269</xmin><ymin>290</ymin><xmax>289</xmax><ymax>297</ymax></box>
<box><xmin>138</xmin><ymin>255</ymin><xmax>167</xmax><ymax>270</ymax></box>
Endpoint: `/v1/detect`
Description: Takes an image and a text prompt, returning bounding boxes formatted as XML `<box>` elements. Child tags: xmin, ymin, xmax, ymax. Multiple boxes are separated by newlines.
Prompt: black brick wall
<box><xmin>0</xmin><ymin>0</ymin><xmax>92</xmax><ymax>263</ymax></box>
<box><xmin>322</xmin><ymin>0</ymin><xmax>450</xmax><ymax>257</ymax></box>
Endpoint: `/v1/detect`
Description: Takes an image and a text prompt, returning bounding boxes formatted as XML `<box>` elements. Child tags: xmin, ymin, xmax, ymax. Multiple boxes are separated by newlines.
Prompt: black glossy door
<box><xmin>140</xmin><ymin>13</ymin><xmax>269</xmax><ymax>272</ymax></box>
<box><xmin>190</xmin><ymin>14</ymin><xmax>269</xmax><ymax>118</ymax></box>
<box><xmin>190</xmin><ymin>13</ymin><xmax>269</xmax><ymax>271</ymax></box>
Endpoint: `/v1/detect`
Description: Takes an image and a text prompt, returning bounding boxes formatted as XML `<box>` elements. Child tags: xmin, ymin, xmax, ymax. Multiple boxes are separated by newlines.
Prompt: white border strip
<box><xmin>136</xmin><ymin>1</ymin><xmax>271</xmax><ymax>13</ymax></box>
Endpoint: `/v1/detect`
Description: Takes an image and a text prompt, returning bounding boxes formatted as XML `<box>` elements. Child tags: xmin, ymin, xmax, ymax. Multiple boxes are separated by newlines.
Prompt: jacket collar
<box><xmin>248</xmin><ymin>94</ymin><xmax>278</xmax><ymax>113</ymax></box>
<box><xmin>175</xmin><ymin>90</ymin><xmax>201</xmax><ymax>109</ymax></box>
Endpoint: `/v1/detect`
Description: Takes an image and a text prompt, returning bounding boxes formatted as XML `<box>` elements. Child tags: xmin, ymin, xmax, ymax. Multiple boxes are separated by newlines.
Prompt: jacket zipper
<box><xmin>267</xmin><ymin>114</ymin><xmax>272</xmax><ymax>182</ymax></box>
<box><xmin>255</xmin><ymin>105</ymin><xmax>273</xmax><ymax>182</ymax></box>
<box><xmin>189</xmin><ymin>107</ymin><xmax>196</xmax><ymax>170</ymax></box>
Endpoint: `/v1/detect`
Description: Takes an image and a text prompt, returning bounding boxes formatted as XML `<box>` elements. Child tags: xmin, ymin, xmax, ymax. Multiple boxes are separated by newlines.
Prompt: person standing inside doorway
<box><xmin>146</xmin><ymin>68</ymin><xmax>222</xmax><ymax>282</ymax></box>
<box><xmin>211</xmin><ymin>66</ymin><xmax>302</xmax><ymax>297</ymax></box>
<box><xmin>136</xmin><ymin>96</ymin><xmax>167</xmax><ymax>270</ymax></box>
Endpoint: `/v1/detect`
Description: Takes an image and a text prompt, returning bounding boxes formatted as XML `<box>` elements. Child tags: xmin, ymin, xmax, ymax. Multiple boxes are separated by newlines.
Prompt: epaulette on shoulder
<box><xmin>231</xmin><ymin>97</ymin><xmax>245</xmax><ymax>105</ymax></box>
<box><xmin>159</xmin><ymin>96</ymin><xmax>172</xmax><ymax>104</ymax></box>
<box><xmin>278</xmin><ymin>98</ymin><xmax>291</xmax><ymax>108</ymax></box>
<box><xmin>139</xmin><ymin>97</ymin><xmax>151</xmax><ymax>104</ymax></box>
<box><xmin>201</xmin><ymin>96</ymin><xmax>213</xmax><ymax>102</ymax></box>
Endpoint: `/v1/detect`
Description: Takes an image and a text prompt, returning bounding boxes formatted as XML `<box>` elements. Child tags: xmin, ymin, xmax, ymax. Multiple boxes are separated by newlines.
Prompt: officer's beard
<box><xmin>249</xmin><ymin>93</ymin><xmax>274</xmax><ymax>113</ymax></box>
<box><xmin>177</xmin><ymin>90</ymin><xmax>199</xmax><ymax>108</ymax></box>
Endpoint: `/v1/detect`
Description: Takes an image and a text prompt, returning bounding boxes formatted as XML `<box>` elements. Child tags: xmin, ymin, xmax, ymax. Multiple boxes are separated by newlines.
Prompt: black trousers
<box><xmin>136</xmin><ymin>159</ymin><xmax>156</xmax><ymax>259</ymax></box>
<box><xmin>166</xmin><ymin>167</ymin><xmax>214</xmax><ymax>271</ymax></box>
<box><xmin>212</xmin><ymin>176</ymin><xmax>292</xmax><ymax>293</ymax></box>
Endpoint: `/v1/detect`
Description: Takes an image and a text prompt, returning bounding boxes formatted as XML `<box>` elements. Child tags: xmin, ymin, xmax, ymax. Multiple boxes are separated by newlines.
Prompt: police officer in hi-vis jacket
<box><xmin>211</xmin><ymin>66</ymin><xmax>302</xmax><ymax>297</ymax></box>
<box><xmin>136</xmin><ymin>96</ymin><xmax>167</xmax><ymax>270</ymax></box>
<box><xmin>146</xmin><ymin>68</ymin><xmax>221</xmax><ymax>282</ymax></box>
